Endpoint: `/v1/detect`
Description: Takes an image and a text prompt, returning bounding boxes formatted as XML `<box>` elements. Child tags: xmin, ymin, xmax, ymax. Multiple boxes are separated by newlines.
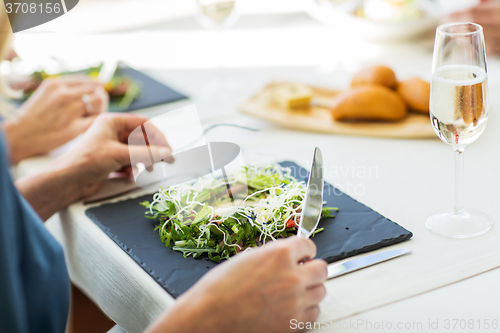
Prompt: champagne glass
<box><xmin>195</xmin><ymin>0</ymin><xmax>240</xmax><ymax>99</ymax></box>
<box><xmin>195</xmin><ymin>0</ymin><xmax>238</xmax><ymax>29</ymax></box>
<box><xmin>426</xmin><ymin>22</ymin><xmax>493</xmax><ymax>238</ymax></box>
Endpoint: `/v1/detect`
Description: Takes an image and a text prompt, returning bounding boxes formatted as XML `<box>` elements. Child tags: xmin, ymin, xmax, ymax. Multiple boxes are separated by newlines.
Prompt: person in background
<box><xmin>444</xmin><ymin>0</ymin><xmax>500</xmax><ymax>55</ymax></box>
<box><xmin>0</xmin><ymin>8</ymin><xmax>327</xmax><ymax>333</ymax></box>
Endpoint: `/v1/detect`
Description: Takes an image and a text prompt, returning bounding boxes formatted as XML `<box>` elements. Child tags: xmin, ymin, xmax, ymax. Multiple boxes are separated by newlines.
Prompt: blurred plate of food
<box><xmin>306</xmin><ymin>0</ymin><xmax>440</xmax><ymax>41</ymax></box>
<box><xmin>5</xmin><ymin>61</ymin><xmax>188</xmax><ymax>113</ymax></box>
<box><xmin>240</xmin><ymin>65</ymin><xmax>436</xmax><ymax>139</ymax></box>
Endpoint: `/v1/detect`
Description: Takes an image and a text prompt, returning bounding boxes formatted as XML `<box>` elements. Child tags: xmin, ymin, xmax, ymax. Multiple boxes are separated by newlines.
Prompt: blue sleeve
<box><xmin>0</xmin><ymin>131</ymin><xmax>70</xmax><ymax>333</ymax></box>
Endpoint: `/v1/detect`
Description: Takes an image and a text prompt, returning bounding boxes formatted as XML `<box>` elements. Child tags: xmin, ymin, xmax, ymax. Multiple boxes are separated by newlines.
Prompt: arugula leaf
<box><xmin>192</xmin><ymin>204</ymin><xmax>211</xmax><ymax>225</ymax></box>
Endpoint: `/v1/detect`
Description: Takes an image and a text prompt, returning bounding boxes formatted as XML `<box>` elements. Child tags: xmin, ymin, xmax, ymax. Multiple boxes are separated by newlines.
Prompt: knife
<box><xmin>327</xmin><ymin>249</ymin><xmax>412</xmax><ymax>279</ymax></box>
<box><xmin>297</xmin><ymin>147</ymin><xmax>324</xmax><ymax>238</ymax></box>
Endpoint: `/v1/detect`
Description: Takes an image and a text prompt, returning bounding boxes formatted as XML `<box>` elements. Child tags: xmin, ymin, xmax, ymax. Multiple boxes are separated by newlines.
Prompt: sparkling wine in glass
<box><xmin>426</xmin><ymin>22</ymin><xmax>492</xmax><ymax>238</ymax></box>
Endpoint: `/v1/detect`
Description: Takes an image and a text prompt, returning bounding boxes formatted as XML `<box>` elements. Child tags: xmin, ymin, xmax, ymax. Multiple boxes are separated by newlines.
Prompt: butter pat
<box><xmin>273</xmin><ymin>83</ymin><xmax>313</xmax><ymax>109</ymax></box>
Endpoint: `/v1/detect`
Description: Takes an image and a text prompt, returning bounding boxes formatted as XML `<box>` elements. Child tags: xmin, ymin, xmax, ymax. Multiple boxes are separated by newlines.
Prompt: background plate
<box><xmin>10</xmin><ymin>64</ymin><xmax>188</xmax><ymax>113</ymax></box>
<box><xmin>107</xmin><ymin>65</ymin><xmax>188</xmax><ymax>113</ymax></box>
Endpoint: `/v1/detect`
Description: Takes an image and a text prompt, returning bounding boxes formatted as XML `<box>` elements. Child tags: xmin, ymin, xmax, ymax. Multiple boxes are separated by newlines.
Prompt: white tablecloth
<box><xmin>42</xmin><ymin>102</ymin><xmax>500</xmax><ymax>332</ymax></box>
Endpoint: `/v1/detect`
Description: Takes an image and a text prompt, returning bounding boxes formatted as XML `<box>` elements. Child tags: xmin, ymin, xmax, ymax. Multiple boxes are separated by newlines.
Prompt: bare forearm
<box><xmin>143</xmin><ymin>295</ymin><xmax>219</xmax><ymax>333</ymax></box>
<box><xmin>15</xmin><ymin>162</ymin><xmax>82</xmax><ymax>221</ymax></box>
<box><xmin>1</xmin><ymin>117</ymin><xmax>43</xmax><ymax>164</ymax></box>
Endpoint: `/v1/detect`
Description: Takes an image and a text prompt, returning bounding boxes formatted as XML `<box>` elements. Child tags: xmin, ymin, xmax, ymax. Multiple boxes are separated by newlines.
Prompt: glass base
<box><xmin>425</xmin><ymin>209</ymin><xmax>493</xmax><ymax>239</ymax></box>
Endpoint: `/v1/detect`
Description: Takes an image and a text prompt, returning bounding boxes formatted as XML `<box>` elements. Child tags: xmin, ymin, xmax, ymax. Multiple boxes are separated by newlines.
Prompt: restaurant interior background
<box><xmin>9</xmin><ymin>0</ymin><xmax>486</xmax><ymax>119</ymax></box>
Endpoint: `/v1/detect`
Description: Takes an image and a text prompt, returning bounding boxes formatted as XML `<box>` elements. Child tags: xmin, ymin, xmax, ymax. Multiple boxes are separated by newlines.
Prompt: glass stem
<box><xmin>454</xmin><ymin>147</ymin><xmax>464</xmax><ymax>214</ymax></box>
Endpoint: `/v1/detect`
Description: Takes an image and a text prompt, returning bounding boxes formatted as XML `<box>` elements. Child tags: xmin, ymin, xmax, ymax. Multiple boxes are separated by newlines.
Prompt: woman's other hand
<box><xmin>15</xmin><ymin>113</ymin><xmax>173</xmax><ymax>220</ymax></box>
<box><xmin>3</xmin><ymin>76</ymin><xmax>108</xmax><ymax>164</ymax></box>
<box><xmin>57</xmin><ymin>112</ymin><xmax>173</xmax><ymax>199</ymax></box>
<box><xmin>147</xmin><ymin>237</ymin><xmax>328</xmax><ymax>333</ymax></box>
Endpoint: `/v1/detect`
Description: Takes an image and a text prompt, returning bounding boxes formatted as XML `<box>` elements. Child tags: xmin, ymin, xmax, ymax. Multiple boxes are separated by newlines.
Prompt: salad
<box><xmin>141</xmin><ymin>164</ymin><xmax>338</xmax><ymax>261</ymax></box>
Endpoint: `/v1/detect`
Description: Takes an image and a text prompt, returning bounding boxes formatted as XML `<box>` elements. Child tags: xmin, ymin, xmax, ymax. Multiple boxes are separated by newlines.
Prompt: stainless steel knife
<box><xmin>297</xmin><ymin>147</ymin><xmax>324</xmax><ymax>238</ymax></box>
<box><xmin>327</xmin><ymin>249</ymin><xmax>412</xmax><ymax>279</ymax></box>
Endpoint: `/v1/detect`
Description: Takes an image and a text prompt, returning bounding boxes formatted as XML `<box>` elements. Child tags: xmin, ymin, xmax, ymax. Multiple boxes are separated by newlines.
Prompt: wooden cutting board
<box><xmin>239</xmin><ymin>81</ymin><xmax>436</xmax><ymax>139</ymax></box>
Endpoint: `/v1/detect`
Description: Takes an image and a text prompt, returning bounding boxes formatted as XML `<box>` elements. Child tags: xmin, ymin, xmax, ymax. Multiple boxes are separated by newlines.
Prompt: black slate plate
<box><xmin>107</xmin><ymin>65</ymin><xmax>188</xmax><ymax>113</ymax></box>
<box><xmin>11</xmin><ymin>64</ymin><xmax>188</xmax><ymax>113</ymax></box>
<box><xmin>85</xmin><ymin>161</ymin><xmax>412</xmax><ymax>298</ymax></box>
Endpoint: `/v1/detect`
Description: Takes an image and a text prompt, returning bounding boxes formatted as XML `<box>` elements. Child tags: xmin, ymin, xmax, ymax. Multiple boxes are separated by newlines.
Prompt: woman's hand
<box><xmin>444</xmin><ymin>1</ymin><xmax>500</xmax><ymax>55</ymax></box>
<box><xmin>15</xmin><ymin>113</ymin><xmax>173</xmax><ymax>220</ymax></box>
<box><xmin>56</xmin><ymin>112</ymin><xmax>174</xmax><ymax>199</ymax></box>
<box><xmin>147</xmin><ymin>237</ymin><xmax>328</xmax><ymax>333</ymax></box>
<box><xmin>2</xmin><ymin>76</ymin><xmax>108</xmax><ymax>164</ymax></box>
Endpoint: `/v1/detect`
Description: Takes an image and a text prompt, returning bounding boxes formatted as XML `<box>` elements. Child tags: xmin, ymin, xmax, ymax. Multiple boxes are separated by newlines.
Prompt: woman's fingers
<box><xmin>142</xmin><ymin>121</ymin><xmax>171</xmax><ymax>148</ymax></box>
<box><xmin>63</xmin><ymin>84</ymin><xmax>105</xmax><ymax>101</ymax></box>
<box><xmin>300</xmin><ymin>259</ymin><xmax>328</xmax><ymax>286</ymax></box>
<box><xmin>285</xmin><ymin>237</ymin><xmax>317</xmax><ymax>263</ymax></box>
<box><xmin>116</xmin><ymin>114</ymin><xmax>175</xmax><ymax>162</ymax></box>
<box><xmin>53</xmin><ymin>75</ymin><xmax>101</xmax><ymax>87</ymax></box>
<box><xmin>45</xmin><ymin>77</ymin><xmax>107</xmax><ymax>115</ymax></box>
<box><xmin>108</xmin><ymin>113</ymin><xmax>150</xmax><ymax>135</ymax></box>
<box><xmin>65</xmin><ymin>87</ymin><xmax>109</xmax><ymax>116</ymax></box>
<box><xmin>114</xmin><ymin>143</ymin><xmax>173</xmax><ymax>168</ymax></box>
<box><xmin>303</xmin><ymin>284</ymin><xmax>327</xmax><ymax>309</ymax></box>
<box><xmin>301</xmin><ymin>306</ymin><xmax>321</xmax><ymax>325</ymax></box>
<box><xmin>72</xmin><ymin>116</ymin><xmax>98</xmax><ymax>136</ymax></box>
<box><xmin>94</xmin><ymin>113</ymin><xmax>174</xmax><ymax>167</ymax></box>
<box><xmin>91</xmin><ymin>86</ymin><xmax>109</xmax><ymax>114</ymax></box>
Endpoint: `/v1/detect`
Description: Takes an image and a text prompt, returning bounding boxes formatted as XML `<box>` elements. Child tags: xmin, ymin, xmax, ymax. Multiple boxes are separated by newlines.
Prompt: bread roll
<box><xmin>351</xmin><ymin>65</ymin><xmax>398</xmax><ymax>89</ymax></box>
<box><xmin>330</xmin><ymin>84</ymin><xmax>407</xmax><ymax>121</ymax></box>
<box><xmin>397</xmin><ymin>78</ymin><xmax>430</xmax><ymax>114</ymax></box>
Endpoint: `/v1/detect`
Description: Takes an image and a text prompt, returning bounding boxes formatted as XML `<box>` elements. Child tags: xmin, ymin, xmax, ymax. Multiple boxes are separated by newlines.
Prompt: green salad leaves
<box><xmin>141</xmin><ymin>165</ymin><xmax>337</xmax><ymax>261</ymax></box>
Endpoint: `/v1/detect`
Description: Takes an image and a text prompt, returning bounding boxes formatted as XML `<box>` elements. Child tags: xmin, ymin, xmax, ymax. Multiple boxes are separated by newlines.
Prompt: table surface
<box><xmin>12</xmin><ymin>2</ymin><xmax>500</xmax><ymax>332</ymax></box>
